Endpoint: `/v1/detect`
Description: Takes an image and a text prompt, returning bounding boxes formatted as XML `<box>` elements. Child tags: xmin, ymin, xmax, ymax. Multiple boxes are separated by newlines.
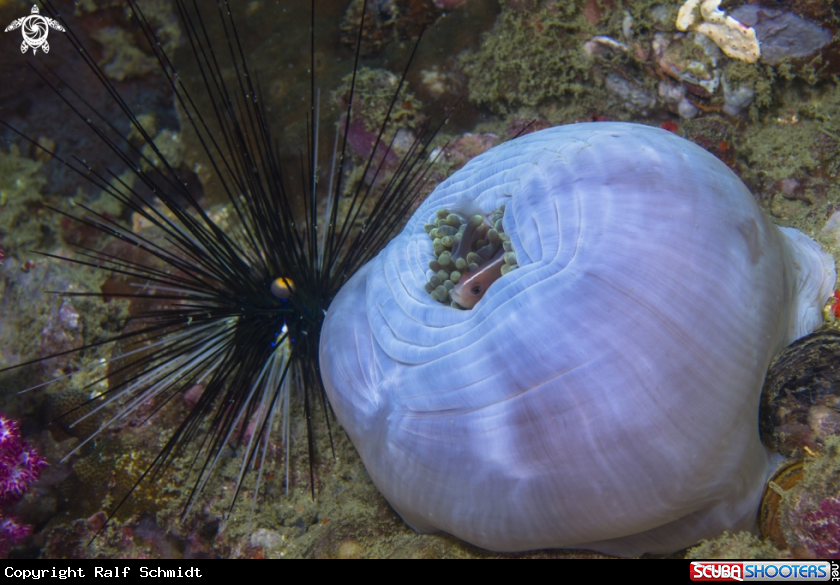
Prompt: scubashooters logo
<box><xmin>690</xmin><ymin>561</ymin><xmax>838</xmax><ymax>581</ymax></box>
<box><xmin>4</xmin><ymin>5</ymin><xmax>64</xmax><ymax>55</ymax></box>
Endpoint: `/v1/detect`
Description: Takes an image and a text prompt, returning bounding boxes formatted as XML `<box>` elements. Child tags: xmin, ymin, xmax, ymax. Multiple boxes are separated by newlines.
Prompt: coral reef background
<box><xmin>0</xmin><ymin>0</ymin><xmax>839</xmax><ymax>558</ymax></box>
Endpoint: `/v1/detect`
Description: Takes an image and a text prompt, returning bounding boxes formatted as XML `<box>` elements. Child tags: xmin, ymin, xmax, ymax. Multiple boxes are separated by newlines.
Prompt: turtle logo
<box><xmin>5</xmin><ymin>5</ymin><xmax>65</xmax><ymax>55</ymax></box>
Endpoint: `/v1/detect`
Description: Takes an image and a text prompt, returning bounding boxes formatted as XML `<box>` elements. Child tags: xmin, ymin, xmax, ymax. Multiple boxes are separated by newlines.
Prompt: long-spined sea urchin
<box><xmin>0</xmin><ymin>0</ymin><xmax>453</xmax><ymax>548</ymax></box>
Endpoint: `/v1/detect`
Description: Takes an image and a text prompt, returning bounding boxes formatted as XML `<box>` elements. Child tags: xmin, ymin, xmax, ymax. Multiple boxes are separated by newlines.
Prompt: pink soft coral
<box><xmin>0</xmin><ymin>515</ymin><xmax>31</xmax><ymax>557</ymax></box>
<box><xmin>0</xmin><ymin>415</ymin><xmax>47</xmax><ymax>557</ymax></box>
<box><xmin>0</xmin><ymin>415</ymin><xmax>47</xmax><ymax>503</ymax></box>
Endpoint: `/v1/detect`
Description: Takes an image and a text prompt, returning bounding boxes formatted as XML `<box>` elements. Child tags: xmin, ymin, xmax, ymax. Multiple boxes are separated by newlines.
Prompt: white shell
<box><xmin>319</xmin><ymin>123</ymin><xmax>836</xmax><ymax>555</ymax></box>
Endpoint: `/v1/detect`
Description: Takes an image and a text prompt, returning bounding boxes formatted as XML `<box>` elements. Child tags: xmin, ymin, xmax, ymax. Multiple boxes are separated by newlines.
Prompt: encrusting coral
<box><xmin>676</xmin><ymin>0</ymin><xmax>760</xmax><ymax>63</ymax></box>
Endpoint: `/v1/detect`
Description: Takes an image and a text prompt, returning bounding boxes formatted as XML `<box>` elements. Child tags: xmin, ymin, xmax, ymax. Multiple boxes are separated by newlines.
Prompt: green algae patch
<box><xmin>0</xmin><ymin>146</ymin><xmax>127</xmax><ymax>261</ymax></box>
<box><xmin>686</xmin><ymin>531</ymin><xmax>780</xmax><ymax>560</ymax></box>
<box><xmin>0</xmin><ymin>144</ymin><xmax>42</xmax><ymax>209</ymax></box>
<box><xmin>0</xmin><ymin>145</ymin><xmax>58</xmax><ymax>260</ymax></box>
<box><xmin>740</xmin><ymin>121</ymin><xmax>824</xmax><ymax>192</ymax></box>
<box><xmin>459</xmin><ymin>0</ymin><xmax>609</xmax><ymax>114</ymax></box>
<box><xmin>735</xmin><ymin>80</ymin><xmax>840</xmax><ymax>229</ymax></box>
<box><xmin>333</xmin><ymin>67</ymin><xmax>424</xmax><ymax>134</ymax></box>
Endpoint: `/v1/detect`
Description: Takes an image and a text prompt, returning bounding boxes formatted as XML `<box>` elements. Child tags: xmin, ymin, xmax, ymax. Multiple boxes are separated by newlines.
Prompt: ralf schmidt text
<box><xmin>96</xmin><ymin>568</ymin><xmax>202</xmax><ymax>578</ymax></box>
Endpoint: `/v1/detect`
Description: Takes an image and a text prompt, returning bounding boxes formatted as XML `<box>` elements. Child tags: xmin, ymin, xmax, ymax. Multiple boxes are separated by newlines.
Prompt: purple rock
<box><xmin>730</xmin><ymin>5</ymin><xmax>832</xmax><ymax>65</ymax></box>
